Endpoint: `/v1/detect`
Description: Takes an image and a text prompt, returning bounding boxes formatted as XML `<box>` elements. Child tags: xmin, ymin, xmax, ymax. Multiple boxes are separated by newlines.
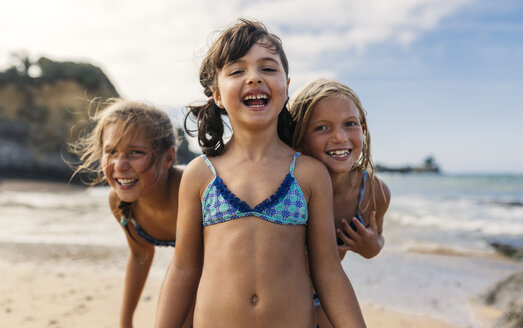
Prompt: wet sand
<box><xmin>0</xmin><ymin>239</ymin><xmax>490</xmax><ymax>328</ymax></box>
<box><xmin>0</xmin><ymin>253</ymin><xmax>461</xmax><ymax>328</ymax></box>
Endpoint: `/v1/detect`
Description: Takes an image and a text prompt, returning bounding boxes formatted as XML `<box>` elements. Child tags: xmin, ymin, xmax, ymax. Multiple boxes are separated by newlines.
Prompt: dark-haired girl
<box><xmin>155</xmin><ymin>19</ymin><xmax>365</xmax><ymax>328</ymax></box>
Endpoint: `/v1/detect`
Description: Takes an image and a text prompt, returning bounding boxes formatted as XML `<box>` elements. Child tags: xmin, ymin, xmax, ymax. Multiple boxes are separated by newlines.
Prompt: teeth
<box><xmin>243</xmin><ymin>94</ymin><xmax>268</xmax><ymax>101</ymax></box>
<box><xmin>117</xmin><ymin>178</ymin><xmax>137</xmax><ymax>186</ymax></box>
<box><xmin>327</xmin><ymin>150</ymin><xmax>351</xmax><ymax>157</ymax></box>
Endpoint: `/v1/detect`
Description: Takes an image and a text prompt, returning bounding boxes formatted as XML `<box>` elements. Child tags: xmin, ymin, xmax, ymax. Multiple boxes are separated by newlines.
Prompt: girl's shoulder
<box><xmin>294</xmin><ymin>153</ymin><xmax>331</xmax><ymax>189</ymax></box>
<box><xmin>180</xmin><ymin>155</ymin><xmax>216</xmax><ymax>189</ymax></box>
<box><xmin>294</xmin><ymin>153</ymin><xmax>328</xmax><ymax>175</ymax></box>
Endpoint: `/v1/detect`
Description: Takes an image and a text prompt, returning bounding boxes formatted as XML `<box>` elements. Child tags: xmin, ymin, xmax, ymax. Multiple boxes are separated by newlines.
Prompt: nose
<box><xmin>331</xmin><ymin>127</ymin><xmax>348</xmax><ymax>143</ymax></box>
<box><xmin>113</xmin><ymin>153</ymin><xmax>130</xmax><ymax>171</ymax></box>
<box><xmin>247</xmin><ymin>70</ymin><xmax>262</xmax><ymax>85</ymax></box>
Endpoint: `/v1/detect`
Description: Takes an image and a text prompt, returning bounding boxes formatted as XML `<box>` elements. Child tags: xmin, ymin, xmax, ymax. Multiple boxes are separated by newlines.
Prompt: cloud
<box><xmin>0</xmin><ymin>0</ymin><xmax>474</xmax><ymax>107</ymax></box>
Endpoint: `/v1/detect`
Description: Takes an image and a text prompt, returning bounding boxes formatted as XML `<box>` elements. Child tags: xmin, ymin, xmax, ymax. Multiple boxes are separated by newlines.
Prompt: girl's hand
<box><xmin>337</xmin><ymin>211</ymin><xmax>382</xmax><ymax>259</ymax></box>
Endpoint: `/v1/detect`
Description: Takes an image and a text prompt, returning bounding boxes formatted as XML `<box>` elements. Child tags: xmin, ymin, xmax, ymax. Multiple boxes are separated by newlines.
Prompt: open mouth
<box><xmin>243</xmin><ymin>94</ymin><xmax>269</xmax><ymax>108</ymax></box>
<box><xmin>326</xmin><ymin>149</ymin><xmax>352</xmax><ymax>158</ymax></box>
<box><xmin>116</xmin><ymin>178</ymin><xmax>138</xmax><ymax>186</ymax></box>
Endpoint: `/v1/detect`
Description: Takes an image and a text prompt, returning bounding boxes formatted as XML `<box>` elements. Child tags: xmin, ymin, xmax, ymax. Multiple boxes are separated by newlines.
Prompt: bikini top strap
<box><xmin>120</xmin><ymin>213</ymin><xmax>137</xmax><ymax>229</ymax></box>
<box><xmin>355</xmin><ymin>170</ymin><xmax>368</xmax><ymax>216</ymax></box>
<box><xmin>201</xmin><ymin>154</ymin><xmax>217</xmax><ymax>176</ymax></box>
<box><xmin>289</xmin><ymin>152</ymin><xmax>301</xmax><ymax>174</ymax></box>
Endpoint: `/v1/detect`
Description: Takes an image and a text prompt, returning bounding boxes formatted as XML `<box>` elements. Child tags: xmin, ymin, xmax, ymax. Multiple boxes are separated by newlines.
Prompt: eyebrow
<box><xmin>310</xmin><ymin>116</ymin><xmax>360</xmax><ymax>124</ymax></box>
<box><xmin>259</xmin><ymin>57</ymin><xmax>281</xmax><ymax>65</ymax></box>
<box><xmin>225</xmin><ymin>56</ymin><xmax>281</xmax><ymax>67</ymax></box>
<box><xmin>103</xmin><ymin>144</ymin><xmax>116</xmax><ymax>152</ymax></box>
<box><xmin>103</xmin><ymin>142</ymin><xmax>149</xmax><ymax>151</ymax></box>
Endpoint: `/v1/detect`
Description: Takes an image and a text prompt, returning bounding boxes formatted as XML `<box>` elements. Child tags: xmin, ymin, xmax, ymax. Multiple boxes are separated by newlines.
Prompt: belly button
<box><xmin>251</xmin><ymin>294</ymin><xmax>258</xmax><ymax>305</ymax></box>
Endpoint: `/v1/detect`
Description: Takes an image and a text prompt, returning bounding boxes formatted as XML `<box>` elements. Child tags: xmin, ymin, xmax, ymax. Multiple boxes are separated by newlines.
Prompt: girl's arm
<box><xmin>337</xmin><ymin>178</ymin><xmax>391</xmax><ymax>259</ymax></box>
<box><xmin>109</xmin><ymin>192</ymin><xmax>155</xmax><ymax>328</ymax></box>
<box><xmin>121</xmin><ymin>241</ymin><xmax>154</xmax><ymax>327</ymax></box>
<box><xmin>301</xmin><ymin>158</ymin><xmax>366</xmax><ymax>328</ymax></box>
<box><xmin>155</xmin><ymin>159</ymin><xmax>205</xmax><ymax>328</ymax></box>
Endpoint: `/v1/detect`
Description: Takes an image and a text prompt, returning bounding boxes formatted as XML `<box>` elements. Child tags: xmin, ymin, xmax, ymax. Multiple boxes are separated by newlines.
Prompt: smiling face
<box><xmin>101</xmin><ymin>124</ymin><xmax>167</xmax><ymax>202</ymax></box>
<box><xmin>213</xmin><ymin>40</ymin><xmax>290</xmax><ymax>131</ymax></box>
<box><xmin>300</xmin><ymin>95</ymin><xmax>365</xmax><ymax>174</ymax></box>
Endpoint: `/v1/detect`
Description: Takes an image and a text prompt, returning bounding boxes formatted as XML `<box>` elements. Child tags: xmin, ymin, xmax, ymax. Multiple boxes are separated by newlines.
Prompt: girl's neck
<box><xmin>135</xmin><ymin>168</ymin><xmax>173</xmax><ymax>211</ymax></box>
<box><xmin>226</xmin><ymin>123</ymin><xmax>283</xmax><ymax>160</ymax></box>
<box><xmin>330</xmin><ymin>169</ymin><xmax>362</xmax><ymax>194</ymax></box>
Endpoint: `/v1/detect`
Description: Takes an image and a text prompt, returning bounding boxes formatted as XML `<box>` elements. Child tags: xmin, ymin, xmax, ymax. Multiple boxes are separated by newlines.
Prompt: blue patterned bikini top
<box><xmin>201</xmin><ymin>153</ymin><xmax>308</xmax><ymax>226</ymax></box>
<box><xmin>337</xmin><ymin>170</ymin><xmax>368</xmax><ymax>245</ymax></box>
<box><xmin>119</xmin><ymin>206</ymin><xmax>176</xmax><ymax>247</ymax></box>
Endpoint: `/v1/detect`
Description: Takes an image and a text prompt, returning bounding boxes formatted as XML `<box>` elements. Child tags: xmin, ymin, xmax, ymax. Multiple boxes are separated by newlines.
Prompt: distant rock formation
<box><xmin>476</xmin><ymin>272</ymin><xmax>523</xmax><ymax>328</ymax></box>
<box><xmin>0</xmin><ymin>55</ymin><xmax>198</xmax><ymax>183</ymax></box>
<box><xmin>175</xmin><ymin>129</ymin><xmax>200</xmax><ymax>165</ymax></box>
<box><xmin>487</xmin><ymin>236</ymin><xmax>523</xmax><ymax>261</ymax></box>
<box><xmin>375</xmin><ymin>156</ymin><xmax>440</xmax><ymax>173</ymax></box>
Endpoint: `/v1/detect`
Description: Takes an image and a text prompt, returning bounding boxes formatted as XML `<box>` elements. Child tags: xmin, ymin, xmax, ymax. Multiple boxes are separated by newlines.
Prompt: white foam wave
<box><xmin>389</xmin><ymin>195</ymin><xmax>523</xmax><ymax>236</ymax></box>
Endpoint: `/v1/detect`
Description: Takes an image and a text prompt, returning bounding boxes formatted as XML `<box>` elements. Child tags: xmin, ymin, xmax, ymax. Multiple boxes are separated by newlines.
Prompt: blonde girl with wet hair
<box><xmin>155</xmin><ymin>19</ymin><xmax>365</xmax><ymax>328</ymax></box>
<box><xmin>70</xmin><ymin>99</ymin><xmax>192</xmax><ymax>328</ymax></box>
<box><xmin>290</xmin><ymin>78</ymin><xmax>391</xmax><ymax>327</ymax></box>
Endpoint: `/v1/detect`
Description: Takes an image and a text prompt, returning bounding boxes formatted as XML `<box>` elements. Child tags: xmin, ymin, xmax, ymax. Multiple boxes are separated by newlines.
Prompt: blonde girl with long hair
<box><xmin>290</xmin><ymin>79</ymin><xmax>391</xmax><ymax>327</ymax></box>
<box><xmin>70</xmin><ymin>99</ymin><xmax>192</xmax><ymax>328</ymax></box>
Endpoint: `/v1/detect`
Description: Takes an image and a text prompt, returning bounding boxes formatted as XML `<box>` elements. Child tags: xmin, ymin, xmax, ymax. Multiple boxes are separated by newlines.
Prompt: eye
<box><xmin>130</xmin><ymin>150</ymin><xmax>146</xmax><ymax>156</ymax></box>
<box><xmin>262</xmin><ymin>67</ymin><xmax>277</xmax><ymax>72</ymax></box>
<box><xmin>344</xmin><ymin>121</ymin><xmax>358</xmax><ymax>128</ymax></box>
<box><xmin>104</xmin><ymin>147</ymin><xmax>117</xmax><ymax>155</ymax></box>
<box><xmin>313</xmin><ymin>125</ymin><xmax>328</xmax><ymax>132</ymax></box>
<box><xmin>229</xmin><ymin>69</ymin><xmax>243</xmax><ymax>76</ymax></box>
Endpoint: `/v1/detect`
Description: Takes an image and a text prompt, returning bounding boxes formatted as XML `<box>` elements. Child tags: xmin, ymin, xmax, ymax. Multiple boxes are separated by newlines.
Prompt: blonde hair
<box><xmin>289</xmin><ymin>78</ymin><xmax>373</xmax><ymax>172</ymax></box>
<box><xmin>69</xmin><ymin>98</ymin><xmax>176</xmax><ymax>185</ymax></box>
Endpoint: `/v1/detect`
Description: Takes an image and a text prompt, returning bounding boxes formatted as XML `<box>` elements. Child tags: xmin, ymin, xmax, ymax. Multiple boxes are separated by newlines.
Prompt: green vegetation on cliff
<box><xmin>0</xmin><ymin>55</ymin><xmax>118</xmax><ymax>94</ymax></box>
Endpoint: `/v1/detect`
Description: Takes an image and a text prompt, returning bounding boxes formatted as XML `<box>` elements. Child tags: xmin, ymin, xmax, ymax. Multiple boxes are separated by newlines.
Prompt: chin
<box><xmin>115</xmin><ymin>191</ymin><xmax>137</xmax><ymax>203</ymax></box>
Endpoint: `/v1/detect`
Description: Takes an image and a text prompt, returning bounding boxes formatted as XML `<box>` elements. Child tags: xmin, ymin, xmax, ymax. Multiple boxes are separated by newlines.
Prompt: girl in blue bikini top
<box><xmin>289</xmin><ymin>78</ymin><xmax>391</xmax><ymax>328</ymax></box>
<box><xmin>70</xmin><ymin>99</ymin><xmax>190</xmax><ymax>327</ymax></box>
<box><xmin>154</xmin><ymin>19</ymin><xmax>365</xmax><ymax>328</ymax></box>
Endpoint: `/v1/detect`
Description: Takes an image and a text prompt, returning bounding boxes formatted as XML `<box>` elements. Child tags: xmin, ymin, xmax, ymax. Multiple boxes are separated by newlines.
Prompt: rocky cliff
<box><xmin>0</xmin><ymin>57</ymin><xmax>119</xmax><ymax>182</ymax></box>
<box><xmin>0</xmin><ymin>56</ymin><xmax>197</xmax><ymax>183</ymax></box>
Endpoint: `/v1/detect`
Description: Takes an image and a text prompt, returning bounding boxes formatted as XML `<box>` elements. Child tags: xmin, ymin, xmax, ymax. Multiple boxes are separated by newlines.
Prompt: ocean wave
<box><xmin>389</xmin><ymin>195</ymin><xmax>523</xmax><ymax>236</ymax></box>
<box><xmin>0</xmin><ymin>187</ymin><xmax>109</xmax><ymax>210</ymax></box>
<box><xmin>483</xmin><ymin>199</ymin><xmax>523</xmax><ymax>207</ymax></box>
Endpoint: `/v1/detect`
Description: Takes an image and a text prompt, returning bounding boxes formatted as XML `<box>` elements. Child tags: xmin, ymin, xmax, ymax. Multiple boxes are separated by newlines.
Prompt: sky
<box><xmin>1</xmin><ymin>0</ymin><xmax>522</xmax><ymax>173</ymax></box>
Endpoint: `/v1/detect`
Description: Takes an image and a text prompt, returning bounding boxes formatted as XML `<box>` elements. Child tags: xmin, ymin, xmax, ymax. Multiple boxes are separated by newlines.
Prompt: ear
<box><xmin>285</xmin><ymin>77</ymin><xmax>291</xmax><ymax>98</ymax></box>
<box><xmin>213</xmin><ymin>89</ymin><xmax>222</xmax><ymax>108</ymax></box>
<box><xmin>163</xmin><ymin>146</ymin><xmax>176</xmax><ymax>169</ymax></box>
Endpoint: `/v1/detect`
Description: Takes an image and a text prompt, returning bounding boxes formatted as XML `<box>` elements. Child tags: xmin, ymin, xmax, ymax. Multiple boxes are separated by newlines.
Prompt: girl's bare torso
<box><xmin>194</xmin><ymin>218</ymin><xmax>315</xmax><ymax>328</ymax></box>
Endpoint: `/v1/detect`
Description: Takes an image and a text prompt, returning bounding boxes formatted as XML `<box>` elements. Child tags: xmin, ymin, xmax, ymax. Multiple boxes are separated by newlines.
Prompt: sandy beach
<box><xmin>0</xmin><ymin>242</ymin><xmax>462</xmax><ymax>328</ymax></box>
<box><xmin>1</xmin><ymin>179</ymin><xmax>521</xmax><ymax>327</ymax></box>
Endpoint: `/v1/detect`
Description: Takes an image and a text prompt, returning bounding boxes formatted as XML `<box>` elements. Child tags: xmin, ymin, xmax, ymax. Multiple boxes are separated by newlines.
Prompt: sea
<box><xmin>380</xmin><ymin>172</ymin><xmax>523</xmax><ymax>255</ymax></box>
<box><xmin>0</xmin><ymin>173</ymin><xmax>522</xmax><ymax>327</ymax></box>
<box><xmin>342</xmin><ymin>172</ymin><xmax>523</xmax><ymax>327</ymax></box>
<box><xmin>1</xmin><ymin>173</ymin><xmax>521</xmax><ymax>251</ymax></box>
